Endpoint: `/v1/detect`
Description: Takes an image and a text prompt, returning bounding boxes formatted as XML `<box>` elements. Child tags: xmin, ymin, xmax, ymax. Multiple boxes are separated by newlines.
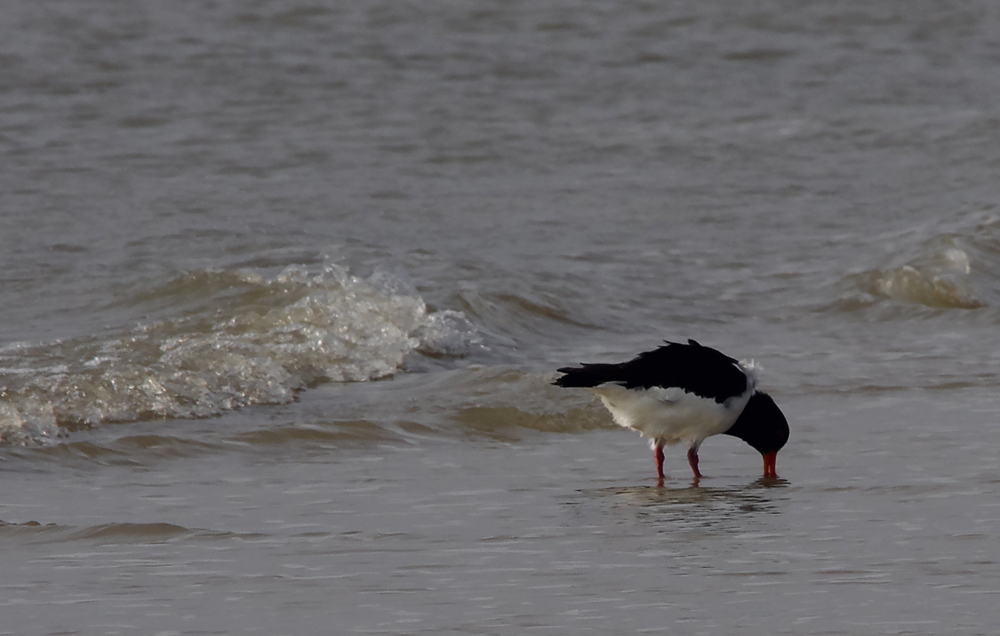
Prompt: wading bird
<box><xmin>554</xmin><ymin>340</ymin><xmax>789</xmax><ymax>482</ymax></box>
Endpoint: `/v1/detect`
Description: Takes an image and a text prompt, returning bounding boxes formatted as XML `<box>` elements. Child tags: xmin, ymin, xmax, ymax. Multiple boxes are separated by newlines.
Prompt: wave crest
<box><xmin>0</xmin><ymin>264</ymin><xmax>482</xmax><ymax>444</ymax></box>
<box><xmin>842</xmin><ymin>229</ymin><xmax>991</xmax><ymax>310</ymax></box>
<box><xmin>859</xmin><ymin>262</ymin><xmax>984</xmax><ymax>309</ymax></box>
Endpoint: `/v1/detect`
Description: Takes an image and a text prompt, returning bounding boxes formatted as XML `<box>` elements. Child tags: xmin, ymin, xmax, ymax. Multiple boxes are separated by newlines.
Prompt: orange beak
<box><xmin>762</xmin><ymin>450</ymin><xmax>778</xmax><ymax>478</ymax></box>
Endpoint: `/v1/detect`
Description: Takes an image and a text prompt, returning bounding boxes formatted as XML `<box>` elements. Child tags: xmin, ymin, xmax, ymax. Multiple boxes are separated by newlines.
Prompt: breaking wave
<box><xmin>0</xmin><ymin>264</ymin><xmax>482</xmax><ymax>445</ymax></box>
<box><xmin>839</xmin><ymin>216</ymin><xmax>1000</xmax><ymax>311</ymax></box>
<box><xmin>857</xmin><ymin>260</ymin><xmax>983</xmax><ymax>309</ymax></box>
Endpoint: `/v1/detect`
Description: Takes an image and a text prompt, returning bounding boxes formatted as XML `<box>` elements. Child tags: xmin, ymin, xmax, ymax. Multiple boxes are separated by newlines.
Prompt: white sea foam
<box><xmin>0</xmin><ymin>264</ymin><xmax>483</xmax><ymax>443</ymax></box>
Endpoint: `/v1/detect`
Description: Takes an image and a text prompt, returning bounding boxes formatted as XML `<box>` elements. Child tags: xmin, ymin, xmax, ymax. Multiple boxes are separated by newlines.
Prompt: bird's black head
<box><xmin>724</xmin><ymin>391</ymin><xmax>789</xmax><ymax>477</ymax></box>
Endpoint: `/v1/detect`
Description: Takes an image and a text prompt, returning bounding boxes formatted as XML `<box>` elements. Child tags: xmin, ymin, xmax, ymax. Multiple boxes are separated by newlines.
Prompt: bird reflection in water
<box><xmin>573</xmin><ymin>477</ymin><xmax>790</xmax><ymax>534</ymax></box>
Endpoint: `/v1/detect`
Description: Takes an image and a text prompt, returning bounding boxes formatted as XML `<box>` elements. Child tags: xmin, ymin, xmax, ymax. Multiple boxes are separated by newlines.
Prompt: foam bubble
<box><xmin>0</xmin><ymin>398</ymin><xmax>59</xmax><ymax>446</ymax></box>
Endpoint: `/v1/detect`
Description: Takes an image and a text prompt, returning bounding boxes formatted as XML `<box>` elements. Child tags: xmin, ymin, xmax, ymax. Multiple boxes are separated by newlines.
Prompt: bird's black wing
<box><xmin>553</xmin><ymin>340</ymin><xmax>749</xmax><ymax>404</ymax></box>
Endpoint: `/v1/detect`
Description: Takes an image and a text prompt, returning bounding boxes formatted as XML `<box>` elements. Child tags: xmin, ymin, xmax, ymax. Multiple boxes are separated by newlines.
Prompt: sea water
<box><xmin>2</xmin><ymin>1</ymin><xmax>1000</xmax><ymax>634</ymax></box>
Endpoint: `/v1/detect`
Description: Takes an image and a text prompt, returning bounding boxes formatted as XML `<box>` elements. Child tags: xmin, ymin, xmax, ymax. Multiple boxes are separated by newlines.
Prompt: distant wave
<box><xmin>0</xmin><ymin>519</ymin><xmax>258</xmax><ymax>544</ymax></box>
<box><xmin>0</xmin><ymin>264</ymin><xmax>482</xmax><ymax>445</ymax></box>
<box><xmin>856</xmin><ymin>260</ymin><xmax>984</xmax><ymax>309</ymax></box>
<box><xmin>837</xmin><ymin>216</ymin><xmax>1000</xmax><ymax>311</ymax></box>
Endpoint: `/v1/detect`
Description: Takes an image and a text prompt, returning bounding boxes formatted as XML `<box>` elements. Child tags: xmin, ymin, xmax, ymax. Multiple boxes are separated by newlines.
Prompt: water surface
<box><xmin>2</xmin><ymin>0</ymin><xmax>1000</xmax><ymax>633</ymax></box>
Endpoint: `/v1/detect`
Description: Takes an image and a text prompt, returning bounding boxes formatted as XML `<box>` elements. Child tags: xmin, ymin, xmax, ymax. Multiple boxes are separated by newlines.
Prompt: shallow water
<box><xmin>4</xmin><ymin>391</ymin><xmax>1000</xmax><ymax>634</ymax></box>
<box><xmin>3</xmin><ymin>0</ymin><xmax>1000</xmax><ymax>633</ymax></box>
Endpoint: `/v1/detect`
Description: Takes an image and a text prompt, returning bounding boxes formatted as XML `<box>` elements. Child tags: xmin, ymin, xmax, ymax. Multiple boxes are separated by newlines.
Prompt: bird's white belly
<box><xmin>589</xmin><ymin>384</ymin><xmax>750</xmax><ymax>447</ymax></box>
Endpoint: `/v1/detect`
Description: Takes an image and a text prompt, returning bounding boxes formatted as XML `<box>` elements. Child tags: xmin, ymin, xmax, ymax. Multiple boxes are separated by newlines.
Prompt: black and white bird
<box><xmin>553</xmin><ymin>339</ymin><xmax>788</xmax><ymax>481</ymax></box>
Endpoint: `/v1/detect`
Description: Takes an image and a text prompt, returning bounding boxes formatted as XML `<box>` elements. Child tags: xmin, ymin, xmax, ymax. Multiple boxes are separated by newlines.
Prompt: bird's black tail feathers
<box><xmin>552</xmin><ymin>363</ymin><xmax>622</xmax><ymax>388</ymax></box>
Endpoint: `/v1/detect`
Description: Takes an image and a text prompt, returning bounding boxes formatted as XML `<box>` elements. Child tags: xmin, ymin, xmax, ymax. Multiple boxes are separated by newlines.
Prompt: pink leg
<box><xmin>687</xmin><ymin>446</ymin><xmax>702</xmax><ymax>479</ymax></box>
<box><xmin>654</xmin><ymin>442</ymin><xmax>665</xmax><ymax>480</ymax></box>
